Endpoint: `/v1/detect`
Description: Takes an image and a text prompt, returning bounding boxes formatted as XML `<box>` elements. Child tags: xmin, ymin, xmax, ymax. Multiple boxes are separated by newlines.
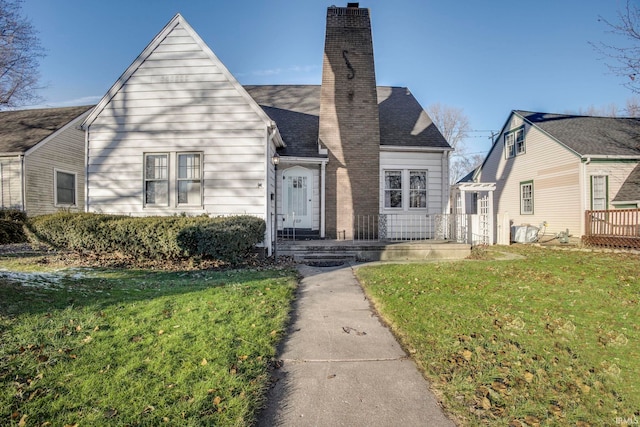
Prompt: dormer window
<box><xmin>505</xmin><ymin>127</ymin><xmax>525</xmax><ymax>159</ymax></box>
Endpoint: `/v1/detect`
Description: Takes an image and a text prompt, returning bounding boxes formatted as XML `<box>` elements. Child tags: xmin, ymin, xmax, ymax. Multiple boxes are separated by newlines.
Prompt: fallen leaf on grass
<box><xmin>548</xmin><ymin>404</ymin><xmax>563</xmax><ymax>417</ymax></box>
<box><xmin>18</xmin><ymin>415</ymin><xmax>27</xmax><ymax>427</ymax></box>
<box><xmin>524</xmin><ymin>371</ymin><xmax>534</xmax><ymax>383</ymax></box>
<box><xmin>462</xmin><ymin>349</ymin><xmax>472</xmax><ymax>361</ymax></box>
<box><xmin>481</xmin><ymin>397</ymin><xmax>491</xmax><ymax>410</ymax></box>
<box><xmin>201</xmin><ymin>358</ymin><xmax>208</xmax><ymax>366</ymax></box>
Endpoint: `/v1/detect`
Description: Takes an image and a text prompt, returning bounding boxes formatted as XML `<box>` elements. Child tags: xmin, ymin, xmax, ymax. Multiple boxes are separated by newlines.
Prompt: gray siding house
<box><xmin>81</xmin><ymin>6</ymin><xmax>451</xmax><ymax>254</ymax></box>
<box><xmin>0</xmin><ymin>106</ymin><xmax>93</xmax><ymax>216</ymax></box>
<box><xmin>470</xmin><ymin>110</ymin><xmax>640</xmax><ymax>243</ymax></box>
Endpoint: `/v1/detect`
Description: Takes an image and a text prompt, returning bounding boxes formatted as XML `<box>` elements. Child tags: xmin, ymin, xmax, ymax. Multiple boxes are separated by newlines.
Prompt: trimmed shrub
<box><xmin>0</xmin><ymin>209</ymin><xmax>27</xmax><ymax>244</ymax></box>
<box><xmin>27</xmin><ymin>213</ymin><xmax>266</xmax><ymax>263</ymax></box>
<box><xmin>177</xmin><ymin>215</ymin><xmax>266</xmax><ymax>262</ymax></box>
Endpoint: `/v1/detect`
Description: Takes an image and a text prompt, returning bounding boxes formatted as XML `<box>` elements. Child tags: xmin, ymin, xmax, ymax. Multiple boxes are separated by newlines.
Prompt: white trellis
<box><xmin>450</xmin><ymin>182</ymin><xmax>496</xmax><ymax>245</ymax></box>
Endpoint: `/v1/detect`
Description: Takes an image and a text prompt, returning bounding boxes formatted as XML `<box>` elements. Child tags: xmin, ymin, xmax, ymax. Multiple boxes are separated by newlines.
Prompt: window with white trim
<box><xmin>520</xmin><ymin>180</ymin><xmax>533</xmax><ymax>214</ymax></box>
<box><xmin>383</xmin><ymin>169</ymin><xmax>428</xmax><ymax>210</ymax></box>
<box><xmin>144</xmin><ymin>153</ymin><xmax>169</xmax><ymax>206</ymax></box>
<box><xmin>177</xmin><ymin>153</ymin><xmax>202</xmax><ymax>205</ymax></box>
<box><xmin>55</xmin><ymin>170</ymin><xmax>76</xmax><ymax>206</ymax></box>
<box><xmin>591</xmin><ymin>175</ymin><xmax>608</xmax><ymax>210</ymax></box>
<box><xmin>384</xmin><ymin>170</ymin><xmax>402</xmax><ymax>208</ymax></box>
<box><xmin>409</xmin><ymin>171</ymin><xmax>427</xmax><ymax>208</ymax></box>
<box><xmin>505</xmin><ymin>127</ymin><xmax>525</xmax><ymax>159</ymax></box>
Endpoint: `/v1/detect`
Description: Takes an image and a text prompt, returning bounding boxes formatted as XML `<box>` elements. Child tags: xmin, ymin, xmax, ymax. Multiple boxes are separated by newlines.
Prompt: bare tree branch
<box><xmin>427</xmin><ymin>103</ymin><xmax>483</xmax><ymax>183</ymax></box>
<box><xmin>592</xmin><ymin>0</ymin><xmax>640</xmax><ymax>94</ymax></box>
<box><xmin>0</xmin><ymin>0</ymin><xmax>45</xmax><ymax>109</ymax></box>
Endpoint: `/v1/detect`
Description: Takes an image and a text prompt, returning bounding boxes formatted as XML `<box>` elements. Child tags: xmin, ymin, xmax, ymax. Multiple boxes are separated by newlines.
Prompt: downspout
<box><xmin>320</xmin><ymin>161</ymin><xmax>326</xmax><ymax>238</ymax></box>
<box><xmin>84</xmin><ymin>128</ymin><xmax>90</xmax><ymax>213</ymax></box>
<box><xmin>581</xmin><ymin>156</ymin><xmax>592</xmax><ymax>236</ymax></box>
<box><xmin>267</xmin><ymin>125</ymin><xmax>278</xmax><ymax>256</ymax></box>
<box><xmin>442</xmin><ymin>151</ymin><xmax>450</xmax><ymax>214</ymax></box>
<box><xmin>20</xmin><ymin>155</ymin><xmax>25</xmax><ymax>212</ymax></box>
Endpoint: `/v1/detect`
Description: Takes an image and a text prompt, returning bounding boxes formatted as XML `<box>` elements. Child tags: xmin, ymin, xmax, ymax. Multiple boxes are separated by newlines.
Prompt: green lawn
<box><xmin>0</xmin><ymin>254</ymin><xmax>297</xmax><ymax>426</ymax></box>
<box><xmin>356</xmin><ymin>246</ymin><xmax>640</xmax><ymax>426</ymax></box>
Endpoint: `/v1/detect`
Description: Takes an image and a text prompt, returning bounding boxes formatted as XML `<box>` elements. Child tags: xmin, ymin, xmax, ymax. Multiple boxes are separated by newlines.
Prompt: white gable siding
<box><xmin>24</xmin><ymin>113</ymin><xmax>88</xmax><ymax>216</ymax></box>
<box><xmin>478</xmin><ymin>114</ymin><xmax>583</xmax><ymax>237</ymax></box>
<box><xmin>86</xmin><ymin>23</ymin><xmax>269</xmax><ymax>216</ymax></box>
<box><xmin>380</xmin><ymin>150</ymin><xmax>445</xmax><ymax>213</ymax></box>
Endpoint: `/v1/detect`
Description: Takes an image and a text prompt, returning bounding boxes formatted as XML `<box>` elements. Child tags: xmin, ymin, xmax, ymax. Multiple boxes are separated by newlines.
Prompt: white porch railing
<box><xmin>353</xmin><ymin>214</ymin><xmax>481</xmax><ymax>243</ymax></box>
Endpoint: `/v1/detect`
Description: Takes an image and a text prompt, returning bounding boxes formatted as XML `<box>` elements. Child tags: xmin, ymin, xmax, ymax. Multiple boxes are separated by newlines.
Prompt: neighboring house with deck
<box><xmin>468</xmin><ymin>110</ymin><xmax>640</xmax><ymax>244</ymax></box>
<box><xmin>0</xmin><ymin>106</ymin><xmax>93</xmax><ymax>216</ymax></box>
<box><xmin>81</xmin><ymin>5</ymin><xmax>451</xmax><ymax>254</ymax></box>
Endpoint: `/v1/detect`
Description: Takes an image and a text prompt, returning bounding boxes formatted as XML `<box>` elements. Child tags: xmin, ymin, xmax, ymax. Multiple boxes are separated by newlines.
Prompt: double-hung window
<box><xmin>384</xmin><ymin>170</ymin><xmax>403</xmax><ymax>208</ymax></box>
<box><xmin>55</xmin><ymin>170</ymin><xmax>76</xmax><ymax>206</ymax></box>
<box><xmin>591</xmin><ymin>175</ymin><xmax>608</xmax><ymax>210</ymax></box>
<box><xmin>520</xmin><ymin>180</ymin><xmax>534</xmax><ymax>214</ymax></box>
<box><xmin>384</xmin><ymin>169</ymin><xmax>428</xmax><ymax>210</ymax></box>
<box><xmin>144</xmin><ymin>154</ymin><xmax>169</xmax><ymax>206</ymax></box>
<box><xmin>409</xmin><ymin>171</ymin><xmax>427</xmax><ymax>208</ymax></box>
<box><xmin>515</xmin><ymin>128</ymin><xmax>525</xmax><ymax>154</ymax></box>
<box><xmin>144</xmin><ymin>152</ymin><xmax>202</xmax><ymax>207</ymax></box>
<box><xmin>177</xmin><ymin>153</ymin><xmax>202</xmax><ymax>205</ymax></box>
<box><xmin>505</xmin><ymin>127</ymin><xmax>525</xmax><ymax>158</ymax></box>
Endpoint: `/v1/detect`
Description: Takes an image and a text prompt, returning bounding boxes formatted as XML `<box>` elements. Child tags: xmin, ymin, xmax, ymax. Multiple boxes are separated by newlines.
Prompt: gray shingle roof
<box><xmin>516</xmin><ymin>110</ymin><xmax>640</xmax><ymax>156</ymax></box>
<box><xmin>0</xmin><ymin>105</ymin><xmax>94</xmax><ymax>154</ymax></box>
<box><xmin>613</xmin><ymin>163</ymin><xmax>640</xmax><ymax>202</ymax></box>
<box><xmin>245</xmin><ymin>85</ymin><xmax>450</xmax><ymax>157</ymax></box>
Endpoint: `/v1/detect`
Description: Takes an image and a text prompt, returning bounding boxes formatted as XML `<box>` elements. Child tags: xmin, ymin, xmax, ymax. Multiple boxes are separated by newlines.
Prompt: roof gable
<box><xmin>82</xmin><ymin>14</ymin><xmax>277</xmax><ymax>131</ymax></box>
<box><xmin>0</xmin><ymin>105</ymin><xmax>93</xmax><ymax>154</ymax></box>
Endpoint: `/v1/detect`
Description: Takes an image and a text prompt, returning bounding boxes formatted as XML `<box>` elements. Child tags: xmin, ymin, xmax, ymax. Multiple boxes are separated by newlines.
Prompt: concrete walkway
<box><xmin>258</xmin><ymin>262</ymin><xmax>456</xmax><ymax>427</ymax></box>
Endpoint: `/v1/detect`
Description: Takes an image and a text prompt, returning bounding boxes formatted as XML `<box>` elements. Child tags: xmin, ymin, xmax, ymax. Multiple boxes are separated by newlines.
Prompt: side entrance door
<box><xmin>282</xmin><ymin>166</ymin><xmax>313</xmax><ymax>229</ymax></box>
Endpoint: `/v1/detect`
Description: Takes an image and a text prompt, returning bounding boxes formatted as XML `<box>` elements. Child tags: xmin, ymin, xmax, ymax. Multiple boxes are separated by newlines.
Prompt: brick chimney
<box><xmin>319</xmin><ymin>3</ymin><xmax>380</xmax><ymax>239</ymax></box>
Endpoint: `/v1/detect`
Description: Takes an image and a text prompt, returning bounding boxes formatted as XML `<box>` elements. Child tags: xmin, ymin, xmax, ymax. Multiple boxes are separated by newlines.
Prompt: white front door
<box><xmin>282</xmin><ymin>166</ymin><xmax>313</xmax><ymax>229</ymax></box>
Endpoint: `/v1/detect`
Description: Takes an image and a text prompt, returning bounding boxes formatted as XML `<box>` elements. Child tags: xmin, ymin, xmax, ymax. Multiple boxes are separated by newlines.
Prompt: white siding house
<box><xmin>80</xmin><ymin>9</ymin><xmax>451</xmax><ymax>251</ymax></box>
<box><xmin>83</xmin><ymin>14</ymin><xmax>284</xmax><ymax>220</ymax></box>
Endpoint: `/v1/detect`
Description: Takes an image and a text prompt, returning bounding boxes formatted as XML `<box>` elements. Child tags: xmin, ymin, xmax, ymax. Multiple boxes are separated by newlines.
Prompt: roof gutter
<box><xmin>581</xmin><ymin>155</ymin><xmax>640</xmax><ymax>161</ymax></box>
<box><xmin>379</xmin><ymin>145</ymin><xmax>454</xmax><ymax>153</ymax></box>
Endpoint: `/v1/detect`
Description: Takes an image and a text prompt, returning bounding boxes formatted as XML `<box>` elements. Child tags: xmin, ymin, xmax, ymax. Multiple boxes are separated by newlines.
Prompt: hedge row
<box><xmin>28</xmin><ymin>213</ymin><xmax>266</xmax><ymax>263</ymax></box>
<box><xmin>0</xmin><ymin>209</ymin><xmax>27</xmax><ymax>244</ymax></box>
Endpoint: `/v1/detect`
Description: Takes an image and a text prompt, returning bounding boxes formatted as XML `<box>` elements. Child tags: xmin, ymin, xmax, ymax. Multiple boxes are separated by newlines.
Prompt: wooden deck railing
<box><xmin>583</xmin><ymin>209</ymin><xmax>640</xmax><ymax>249</ymax></box>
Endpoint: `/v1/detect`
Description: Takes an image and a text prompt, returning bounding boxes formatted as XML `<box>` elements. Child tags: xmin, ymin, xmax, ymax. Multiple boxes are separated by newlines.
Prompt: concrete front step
<box><xmin>293</xmin><ymin>252</ymin><xmax>357</xmax><ymax>265</ymax></box>
<box><xmin>279</xmin><ymin>240</ymin><xmax>471</xmax><ymax>262</ymax></box>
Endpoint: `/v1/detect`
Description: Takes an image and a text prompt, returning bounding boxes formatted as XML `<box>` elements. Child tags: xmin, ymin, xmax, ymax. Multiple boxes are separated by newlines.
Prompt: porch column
<box><xmin>488</xmin><ymin>190</ymin><xmax>494</xmax><ymax>245</ymax></box>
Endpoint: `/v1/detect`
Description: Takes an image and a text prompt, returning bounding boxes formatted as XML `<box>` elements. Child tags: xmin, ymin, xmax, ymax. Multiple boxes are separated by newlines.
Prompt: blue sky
<box><xmin>22</xmin><ymin>0</ymin><xmax>634</xmax><ymax>154</ymax></box>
